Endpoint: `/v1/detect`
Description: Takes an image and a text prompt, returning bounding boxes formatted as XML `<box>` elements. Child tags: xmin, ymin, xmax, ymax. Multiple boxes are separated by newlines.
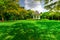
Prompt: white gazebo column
<box><xmin>38</xmin><ymin>15</ymin><xmax>40</xmax><ymax>19</ymax></box>
<box><xmin>36</xmin><ymin>15</ymin><xmax>38</xmax><ymax>19</ymax></box>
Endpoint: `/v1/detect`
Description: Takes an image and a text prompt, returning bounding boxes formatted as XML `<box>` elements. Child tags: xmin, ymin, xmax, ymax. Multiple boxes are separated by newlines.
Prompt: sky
<box><xmin>19</xmin><ymin>0</ymin><xmax>25</xmax><ymax>7</ymax></box>
<box><xmin>19</xmin><ymin>0</ymin><xmax>57</xmax><ymax>13</ymax></box>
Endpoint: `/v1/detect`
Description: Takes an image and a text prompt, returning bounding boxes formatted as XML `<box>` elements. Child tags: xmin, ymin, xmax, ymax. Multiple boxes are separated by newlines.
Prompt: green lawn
<box><xmin>0</xmin><ymin>20</ymin><xmax>60</xmax><ymax>40</ymax></box>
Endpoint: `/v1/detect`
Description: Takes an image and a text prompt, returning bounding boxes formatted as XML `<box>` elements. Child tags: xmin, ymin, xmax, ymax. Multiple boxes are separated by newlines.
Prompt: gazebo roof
<box><xmin>34</xmin><ymin>11</ymin><xmax>40</xmax><ymax>14</ymax></box>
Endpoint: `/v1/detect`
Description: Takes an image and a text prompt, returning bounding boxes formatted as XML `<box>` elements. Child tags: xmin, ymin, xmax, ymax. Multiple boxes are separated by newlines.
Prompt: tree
<box><xmin>27</xmin><ymin>10</ymin><xmax>34</xmax><ymax>19</ymax></box>
<box><xmin>0</xmin><ymin>0</ymin><xmax>19</xmax><ymax>21</ymax></box>
<box><xmin>49</xmin><ymin>11</ymin><xmax>55</xmax><ymax>20</ymax></box>
<box><xmin>41</xmin><ymin>12</ymin><xmax>49</xmax><ymax>19</ymax></box>
<box><xmin>44</xmin><ymin>0</ymin><xmax>60</xmax><ymax>12</ymax></box>
<box><xmin>0</xmin><ymin>0</ymin><xmax>5</xmax><ymax>21</ymax></box>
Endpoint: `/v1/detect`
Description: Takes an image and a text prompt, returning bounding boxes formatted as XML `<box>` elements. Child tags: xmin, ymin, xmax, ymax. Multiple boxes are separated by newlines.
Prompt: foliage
<box><xmin>0</xmin><ymin>20</ymin><xmax>60</xmax><ymax>40</ymax></box>
<box><xmin>0</xmin><ymin>0</ymin><xmax>34</xmax><ymax>21</ymax></box>
<box><xmin>0</xmin><ymin>0</ymin><xmax>19</xmax><ymax>21</ymax></box>
<box><xmin>44</xmin><ymin>0</ymin><xmax>60</xmax><ymax>11</ymax></box>
<box><xmin>41</xmin><ymin>11</ymin><xmax>60</xmax><ymax>20</ymax></box>
<box><xmin>0</xmin><ymin>0</ymin><xmax>60</xmax><ymax>21</ymax></box>
<box><xmin>40</xmin><ymin>12</ymin><xmax>49</xmax><ymax>19</ymax></box>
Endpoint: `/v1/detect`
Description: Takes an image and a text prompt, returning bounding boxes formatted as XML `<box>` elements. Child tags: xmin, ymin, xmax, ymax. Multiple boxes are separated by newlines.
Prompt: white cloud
<box><xmin>31</xmin><ymin>5</ymin><xmax>47</xmax><ymax>13</ymax></box>
<box><xmin>25</xmin><ymin>0</ymin><xmax>47</xmax><ymax>13</ymax></box>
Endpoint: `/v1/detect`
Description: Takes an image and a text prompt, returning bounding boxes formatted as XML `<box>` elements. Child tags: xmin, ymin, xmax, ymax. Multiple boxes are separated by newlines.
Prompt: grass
<box><xmin>0</xmin><ymin>20</ymin><xmax>60</xmax><ymax>40</ymax></box>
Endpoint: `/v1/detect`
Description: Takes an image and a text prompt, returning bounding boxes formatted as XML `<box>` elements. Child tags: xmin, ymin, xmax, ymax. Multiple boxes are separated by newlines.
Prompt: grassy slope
<box><xmin>0</xmin><ymin>20</ymin><xmax>60</xmax><ymax>40</ymax></box>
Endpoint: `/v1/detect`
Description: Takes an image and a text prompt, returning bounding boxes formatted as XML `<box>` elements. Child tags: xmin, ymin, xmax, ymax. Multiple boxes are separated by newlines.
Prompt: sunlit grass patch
<box><xmin>0</xmin><ymin>20</ymin><xmax>60</xmax><ymax>40</ymax></box>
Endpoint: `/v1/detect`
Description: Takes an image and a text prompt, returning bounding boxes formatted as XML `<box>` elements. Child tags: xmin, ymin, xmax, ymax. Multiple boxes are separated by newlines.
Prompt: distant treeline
<box><xmin>0</xmin><ymin>0</ymin><xmax>60</xmax><ymax>21</ymax></box>
<box><xmin>0</xmin><ymin>0</ymin><xmax>34</xmax><ymax>21</ymax></box>
<box><xmin>40</xmin><ymin>11</ymin><xmax>60</xmax><ymax>20</ymax></box>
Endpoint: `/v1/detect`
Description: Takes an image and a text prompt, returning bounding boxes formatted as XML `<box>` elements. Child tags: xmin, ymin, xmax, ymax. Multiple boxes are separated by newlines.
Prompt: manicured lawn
<box><xmin>0</xmin><ymin>20</ymin><xmax>60</xmax><ymax>40</ymax></box>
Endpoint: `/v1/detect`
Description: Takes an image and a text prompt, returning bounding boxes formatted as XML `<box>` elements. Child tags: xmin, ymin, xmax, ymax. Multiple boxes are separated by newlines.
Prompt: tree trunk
<box><xmin>2</xmin><ymin>17</ymin><xmax>4</xmax><ymax>22</ymax></box>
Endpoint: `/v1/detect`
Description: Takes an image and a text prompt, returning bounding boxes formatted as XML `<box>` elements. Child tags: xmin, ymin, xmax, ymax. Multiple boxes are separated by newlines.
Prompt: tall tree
<box><xmin>0</xmin><ymin>0</ymin><xmax>19</xmax><ymax>21</ymax></box>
